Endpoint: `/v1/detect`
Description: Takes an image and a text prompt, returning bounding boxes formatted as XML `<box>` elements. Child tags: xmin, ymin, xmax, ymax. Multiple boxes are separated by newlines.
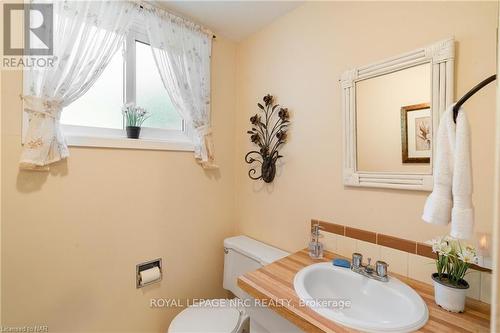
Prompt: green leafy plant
<box><xmin>431</xmin><ymin>236</ymin><xmax>478</xmax><ymax>286</ymax></box>
<box><xmin>122</xmin><ymin>103</ymin><xmax>150</xmax><ymax>127</ymax></box>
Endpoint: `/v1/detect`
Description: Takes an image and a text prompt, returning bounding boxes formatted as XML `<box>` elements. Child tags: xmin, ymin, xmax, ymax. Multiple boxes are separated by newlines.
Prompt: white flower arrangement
<box><xmin>431</xmin><ymin>236</ymin><xmax>478</xmax><ymax>286</ymax></box>
<box><xmin>122</xmin><ymin>103</ymin><xmax>150</xmax><ymax>127</ymax></box>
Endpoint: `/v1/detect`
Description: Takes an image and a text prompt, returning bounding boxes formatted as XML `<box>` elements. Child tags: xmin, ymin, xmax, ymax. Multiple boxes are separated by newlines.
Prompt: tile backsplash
<box><xmin>317</xmin><ymin>221</ymin><xmax>492</xmax><ymax>304</ymax></box>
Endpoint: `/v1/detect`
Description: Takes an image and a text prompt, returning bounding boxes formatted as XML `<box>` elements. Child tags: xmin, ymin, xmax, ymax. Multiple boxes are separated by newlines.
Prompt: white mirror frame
<box><xmin>341</xmin><ymin>38</ymin><xmax>454</xmax><ymax>191</ymax></box>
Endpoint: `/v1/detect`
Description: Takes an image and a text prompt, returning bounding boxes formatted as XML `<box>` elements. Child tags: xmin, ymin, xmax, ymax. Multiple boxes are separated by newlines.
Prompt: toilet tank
<box><xmin>223</xmin><ymin>236</ymin><xmax>289</xmax><ymax>299</ymax></box>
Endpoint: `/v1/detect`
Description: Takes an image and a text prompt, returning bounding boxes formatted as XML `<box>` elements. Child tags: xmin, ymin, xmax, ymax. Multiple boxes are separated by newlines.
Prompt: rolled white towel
<box><xmin>422</xmin><ymin>108</ymin><xmax>453</xmax><ymax>226</ymax></box>
<box><xmin>451</xmin><ymin>207</ymin><xmax>474</xmax><ymax>239</ymax></box>
<box><xmin>422</xmin><ymin>190</ymin><xmax>452</xmax><ymax>226</ymax></box>
<box><xmin>450</xmin><ymin>110</ymin><xmax>474</xmax><ymax>239</ymax></box>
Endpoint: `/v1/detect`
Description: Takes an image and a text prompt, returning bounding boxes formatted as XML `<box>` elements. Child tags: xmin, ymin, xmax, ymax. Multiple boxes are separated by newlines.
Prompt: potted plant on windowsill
<box><xmin>122</xmin><ymin>103</ymin><xmax>150</xmax><ymax>139</ymax></box>
<box><xmin>430</xmin><ymin>236</ymin><xmax>478</xmax><ymax>313</ymax></box>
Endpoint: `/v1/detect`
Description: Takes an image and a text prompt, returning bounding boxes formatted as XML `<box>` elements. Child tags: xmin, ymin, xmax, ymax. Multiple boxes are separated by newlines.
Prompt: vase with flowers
<box><xmin>122</xmin><ymin>103</ymin><xmax>150</xmax><ymax>139</ymax></box>
<box><xmin>430</xmin><ymin>236</ymin><xmax>478</xmax><ymax>312</ymax></box>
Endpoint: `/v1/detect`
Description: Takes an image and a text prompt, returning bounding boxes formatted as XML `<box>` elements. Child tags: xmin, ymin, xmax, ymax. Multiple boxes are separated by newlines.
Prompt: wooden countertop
<box><xmin>238</xmin><ymin>249</ymin><xmax>490</xmax><ymax>333</ymax></box>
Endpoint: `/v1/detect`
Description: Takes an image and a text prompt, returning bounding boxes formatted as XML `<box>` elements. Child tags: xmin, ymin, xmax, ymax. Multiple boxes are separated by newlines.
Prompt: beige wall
<box><xmin>357</xmin><ymin>62</ymin><xmax>431</xmax><ymax>173</ymax></box>
<box><xmin>1</xmin><ymin>37</ymin><xmax>237</xmax><ymax>332</ymax></box>
<box><xmin>1</xmin><ymin>1</ymin><xmax>498</xmax><ymax>332</ymax></box>
<box><xmin>235</xmin><ymin>2</ymin><xmax>497</xmax><ymax>252</ymax></box>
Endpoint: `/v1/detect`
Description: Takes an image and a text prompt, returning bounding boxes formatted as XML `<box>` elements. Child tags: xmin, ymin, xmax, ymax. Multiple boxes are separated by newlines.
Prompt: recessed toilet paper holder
<box><xmin>136</xmin><ymin>258</ymin><xmax>162</xmax><ymax>288</ymax></box>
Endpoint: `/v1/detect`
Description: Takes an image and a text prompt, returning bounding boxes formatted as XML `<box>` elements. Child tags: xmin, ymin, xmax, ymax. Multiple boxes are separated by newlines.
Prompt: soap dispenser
<box><xmin>309</xmin><ymin>222</ymin><xmax>324</xmax><ymax>259</ymax></box>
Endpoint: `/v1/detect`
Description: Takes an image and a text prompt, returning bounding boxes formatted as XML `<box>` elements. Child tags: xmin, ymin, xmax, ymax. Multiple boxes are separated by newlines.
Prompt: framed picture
<box><xmin>401</xmin><ymin>103</ymin><xmax>431</xmax><ymax>163</ymax></box>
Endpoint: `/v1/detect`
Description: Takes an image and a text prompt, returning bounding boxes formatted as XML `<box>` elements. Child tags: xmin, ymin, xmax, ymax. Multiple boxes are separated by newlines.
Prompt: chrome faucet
<box><xmin>351</xmin><ymin>253</ymin><xmax>388</xmax><ymax>282</ymax></box>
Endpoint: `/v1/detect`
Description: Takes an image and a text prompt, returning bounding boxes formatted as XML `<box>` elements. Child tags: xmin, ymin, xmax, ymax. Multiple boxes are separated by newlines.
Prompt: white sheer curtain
<box><xmin>20</xmin><ymin>1</ymin><xmax>136</xmax><ymax>170</ymax></box>
<box><xmin>144</xmin><ymin>8</ymin><xmax>216</xmax><ymax>169</ymax></box>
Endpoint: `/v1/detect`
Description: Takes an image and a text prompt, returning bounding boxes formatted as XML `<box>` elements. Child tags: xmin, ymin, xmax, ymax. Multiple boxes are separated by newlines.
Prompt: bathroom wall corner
<box><xmin>465</xmin><ymin>270</ymin><xmax>482</xmax><ymax>300</ymax></box>
<box><xmin>480</xmin><ymin>272</ymin><xmax>492</xmax><ymax>304</ymax></box>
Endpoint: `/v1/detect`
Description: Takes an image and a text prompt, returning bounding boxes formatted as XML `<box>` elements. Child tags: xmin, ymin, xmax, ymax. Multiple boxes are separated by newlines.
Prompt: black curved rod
<box><xmin>453</xmin><ymin>74</ymin><xmax>496</xmax><ymax>123</ymax></box>
<box><xmin>248</xmin><ymin>168</ymin><xmax>261</xmax><ymax>180</ymax></box>
<box><xmin>245</xmin><ymin>151</ymin><xmax>263</xmax><ymax>164</ymax></box>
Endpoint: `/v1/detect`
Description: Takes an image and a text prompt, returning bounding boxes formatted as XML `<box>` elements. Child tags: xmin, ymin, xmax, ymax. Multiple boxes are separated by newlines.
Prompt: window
<box><xmin>135</xmin><ymin>41</ymin><xmax>183</xmax><ymax>131</ymax></box>
<box><xmin>60</xmin><ymin>46</ymin><xmax>124</xmax><ymax>129</ymax></box>
<box><xmin>58</xmin><ymin>27</ymin><xmax>192</xmax><ymax>151</ymax></box>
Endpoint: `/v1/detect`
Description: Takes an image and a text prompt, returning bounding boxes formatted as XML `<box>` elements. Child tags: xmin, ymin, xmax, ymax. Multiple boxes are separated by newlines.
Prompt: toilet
<box><xmin>168</xmin><ymin>236</ymin><xmax>303</xmax><ymax>333</ymax></box>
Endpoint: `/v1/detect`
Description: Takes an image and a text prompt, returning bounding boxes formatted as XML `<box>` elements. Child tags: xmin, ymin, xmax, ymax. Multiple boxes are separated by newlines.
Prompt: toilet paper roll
<box><xmin>140</xmin><ymin>266</ymin><xmax>161</xmax><ymax>286</ymax></box>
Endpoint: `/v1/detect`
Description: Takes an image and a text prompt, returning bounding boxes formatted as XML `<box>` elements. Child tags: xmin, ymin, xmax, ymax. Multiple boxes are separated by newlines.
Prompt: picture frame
<box><xmin>401</xmin><ymin>103</ymin><xmax>431</xmax><ymax>163</ymax></box>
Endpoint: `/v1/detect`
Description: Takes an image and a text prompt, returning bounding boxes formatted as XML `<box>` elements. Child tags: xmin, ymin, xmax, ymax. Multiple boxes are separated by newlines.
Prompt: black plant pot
<box><xmin>126</xmin><ymin>126</ymin><xmax>141</xmax><ymax>139</ymax></box>
<box><xmin>261</xmin><ymin>156</ymin><xmax>276</xmax><ymax>183</ymax></box>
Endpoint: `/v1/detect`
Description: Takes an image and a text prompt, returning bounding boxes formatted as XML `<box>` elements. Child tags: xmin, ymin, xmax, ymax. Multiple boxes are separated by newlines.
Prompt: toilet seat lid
<box><xmin>169</xmin><ymin>306</ymin><xmax>241</xmax><ymax>333</ymax></box>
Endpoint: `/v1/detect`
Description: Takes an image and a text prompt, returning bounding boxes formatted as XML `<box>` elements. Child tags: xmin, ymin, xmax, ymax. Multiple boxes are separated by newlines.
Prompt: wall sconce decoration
<box><xmin>245</xmin><ymin>94</ymin><xmax>290</xmax><ymax>183</ymax></box>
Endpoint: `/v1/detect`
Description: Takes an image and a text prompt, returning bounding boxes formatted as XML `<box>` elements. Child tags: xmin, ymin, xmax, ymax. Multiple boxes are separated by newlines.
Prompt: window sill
<box><xmin>61</xmin><ymin>125</ymin><xmax>194</xmax><ymax>152</ymax></box>
<box><xmin>65</xmin><ymin>135</ymin><xmax>194</xmax><ymax>152</ymax></box>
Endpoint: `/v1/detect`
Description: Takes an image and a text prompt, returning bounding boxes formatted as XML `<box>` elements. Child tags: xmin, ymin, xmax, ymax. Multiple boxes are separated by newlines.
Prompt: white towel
<box><xmin>450</xmin><ymin>109</ymin><xmax>474</xmax><ymax>239</ymax></box>
<box><xmin>422</xmin><ymin>106</ymin><xmax>474</xmax><ymax>240</ymax></box>
<box><xmin>422</xmin><ymin>108</ymin><xmax>453</xmax><ymax>226</ymax></box>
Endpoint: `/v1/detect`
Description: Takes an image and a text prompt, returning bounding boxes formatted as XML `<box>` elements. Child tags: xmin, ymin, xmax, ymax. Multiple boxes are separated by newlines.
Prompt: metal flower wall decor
<box><xmin>245</xmin><ymin>94</ymin><xmax>290</xmax><ymax>183</ymax></box>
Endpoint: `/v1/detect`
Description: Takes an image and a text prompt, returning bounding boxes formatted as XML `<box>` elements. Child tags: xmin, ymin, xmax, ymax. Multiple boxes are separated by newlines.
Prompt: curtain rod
<box><xmin>137</xmin><ymin>1</ymin><xmax>216</xmax><ymax>39</ymax></box>
<box><xmin>453</xmin><ymin>74</ymin><xmax>496</xmax><ymax>123</ymax></box>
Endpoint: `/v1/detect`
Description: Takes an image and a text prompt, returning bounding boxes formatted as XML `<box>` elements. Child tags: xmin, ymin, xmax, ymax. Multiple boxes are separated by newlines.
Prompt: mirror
<box><xmin>341</xmin><ymin>38</ymin><xmax>454</xmax><ymax>191</ymax></box>
<box><xmin>356</xmin><ymin>63</ymin><xmax>431</xmax><ymax>173</ymax></box>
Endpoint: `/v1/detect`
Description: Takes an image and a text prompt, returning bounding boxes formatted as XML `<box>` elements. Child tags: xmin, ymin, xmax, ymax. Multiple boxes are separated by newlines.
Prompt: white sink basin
<box><xmin>294</xmin><ymin>263</ymin><xmax>428</xmax><ymax>332</ymax></box>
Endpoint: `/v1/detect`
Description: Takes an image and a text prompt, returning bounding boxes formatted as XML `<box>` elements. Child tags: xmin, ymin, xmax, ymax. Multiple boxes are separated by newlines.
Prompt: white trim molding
<box><xmin>61</xmin><ymin>125</ymin><xmax>194</xmax><ymax>152</ymax></box>
<box><xmin>341</xmin><ymin>38</ymin><xmax>455</xmax><ymax>191</ymax></box>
